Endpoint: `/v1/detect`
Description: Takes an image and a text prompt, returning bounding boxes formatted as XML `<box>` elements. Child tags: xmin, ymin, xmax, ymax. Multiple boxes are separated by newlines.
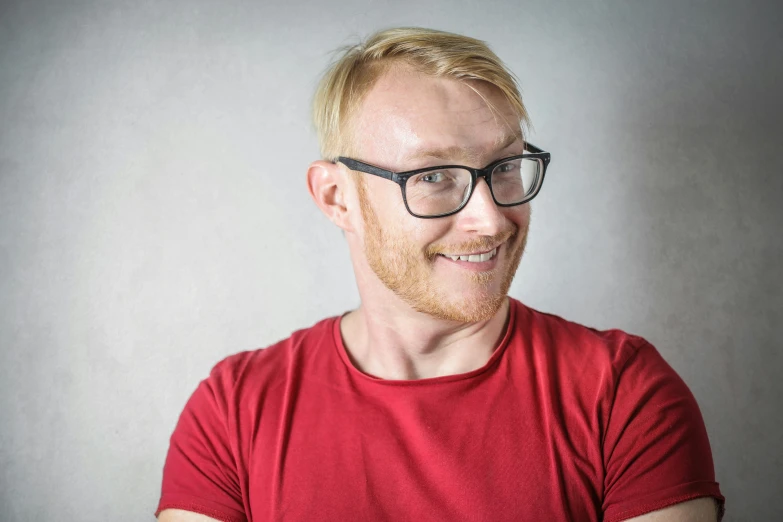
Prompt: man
<box><xmin>157</xmin><ymin>27</ymin><xmax>724</xmax><ymax>521</ymax></box>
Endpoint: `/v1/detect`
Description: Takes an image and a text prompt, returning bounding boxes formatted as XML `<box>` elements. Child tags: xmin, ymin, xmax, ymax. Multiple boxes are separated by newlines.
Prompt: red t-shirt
<box><xmin>157</xmin><ymin>298</ymin><xmax>724</xmax><ymax>521</ymax></box>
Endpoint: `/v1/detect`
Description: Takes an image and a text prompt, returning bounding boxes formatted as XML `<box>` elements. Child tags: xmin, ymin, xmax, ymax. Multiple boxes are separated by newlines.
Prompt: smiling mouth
<box><xmin>438</xmin><ymin>246</ymin><xmax>499</xmax><ymax>263</ymax></box>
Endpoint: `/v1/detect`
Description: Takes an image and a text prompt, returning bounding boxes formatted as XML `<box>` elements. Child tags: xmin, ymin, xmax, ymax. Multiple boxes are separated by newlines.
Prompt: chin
<box><xmin>412</xmin><ymin>287</ymin><xmax>507</xmax><ymax>323</ymax></box>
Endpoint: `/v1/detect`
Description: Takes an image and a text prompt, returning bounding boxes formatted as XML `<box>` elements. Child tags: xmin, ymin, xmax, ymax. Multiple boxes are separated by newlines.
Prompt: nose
<box><xmin>455</xmin><ymin>178</ymin><xmax>506</xmax><ymax>236</ymax></box>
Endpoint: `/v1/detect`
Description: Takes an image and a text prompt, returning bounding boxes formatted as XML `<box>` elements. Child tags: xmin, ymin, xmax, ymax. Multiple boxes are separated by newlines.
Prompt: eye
<box><xmin>415</xmin><ymin>171</ymin><xmax>448</xmax><ymax>183</ymax></box>
<box><xmin>496</xmin><ymin>161</ymin><xmax>520</xmax><ymax>173</ymax></box>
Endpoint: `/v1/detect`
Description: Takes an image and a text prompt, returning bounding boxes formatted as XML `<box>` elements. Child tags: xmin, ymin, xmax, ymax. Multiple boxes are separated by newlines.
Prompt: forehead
<box><xmin>350</xmin><ymin>64</ymin><xmax>522</xmax><ymax>167</ymax></box>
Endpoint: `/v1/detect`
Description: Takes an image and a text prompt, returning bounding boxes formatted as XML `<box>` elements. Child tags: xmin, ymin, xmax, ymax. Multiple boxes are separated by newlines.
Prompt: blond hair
<box><xmin>312</xmin><ymin>27</ymin><xmax>530</xmax><ymax>161</ymax></box>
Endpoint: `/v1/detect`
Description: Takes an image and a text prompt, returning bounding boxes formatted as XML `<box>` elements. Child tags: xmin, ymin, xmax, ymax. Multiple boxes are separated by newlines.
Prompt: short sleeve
<box><xmin>602</xmin><ymin>341</ymin><xmax>725</xmax><ymax>522</ymax></box>
<box><xmin>156</xmin><ymin>359</ymin><xmax>247</xmax><ymax>522</ymax></box>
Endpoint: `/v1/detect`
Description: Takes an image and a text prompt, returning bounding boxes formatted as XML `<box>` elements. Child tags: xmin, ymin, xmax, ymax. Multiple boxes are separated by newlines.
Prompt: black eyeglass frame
<box><xmin>336</xmin><ymin>143</ymin><xmax>551</xmax><ymax>219</ymax></box>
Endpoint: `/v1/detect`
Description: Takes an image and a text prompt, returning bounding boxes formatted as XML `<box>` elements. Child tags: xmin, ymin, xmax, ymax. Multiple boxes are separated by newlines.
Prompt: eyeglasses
<box><xmin>337</xmin><ymin>143</ymin><xmax>551</xmax><ymax>218</ymax></box>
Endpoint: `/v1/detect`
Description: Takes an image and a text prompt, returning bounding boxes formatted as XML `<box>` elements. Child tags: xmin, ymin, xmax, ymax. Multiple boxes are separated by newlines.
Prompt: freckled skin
<box><xmin>347</xmin><ymin>64</ymin><xmax>531</xmax><ymax>322</ymax></box>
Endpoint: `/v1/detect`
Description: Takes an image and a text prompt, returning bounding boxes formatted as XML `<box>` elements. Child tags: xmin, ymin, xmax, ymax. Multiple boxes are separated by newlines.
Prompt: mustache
<box><xmin>426</xmin><ymin>228</ymin><xmax>516</xmax><ymax>258</ymax></box>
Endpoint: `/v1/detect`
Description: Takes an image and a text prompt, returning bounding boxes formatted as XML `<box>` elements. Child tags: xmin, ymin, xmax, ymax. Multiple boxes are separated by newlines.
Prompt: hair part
<box><xmin>312</xmin><ymin>27</ymin><xmax>531</xmax><ymax>161</ymax></box>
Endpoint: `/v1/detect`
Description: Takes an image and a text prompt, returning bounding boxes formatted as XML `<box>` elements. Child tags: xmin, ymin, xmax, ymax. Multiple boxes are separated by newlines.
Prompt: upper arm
<box><xmin>156</xmin><ymin>359</ymin><xmax>247</xmax><ymax>522</ymax></box>
<box><xmin>602</xmin><ymin>341</ymin><xmax>724</xmax><ymax>521</ymax></box>
<box><xmin>158</xmin><ymin>508</ymin><xmax>223</xmax><ymax>522</ymax></box>
<box><xmin>624</xmin><ymin>497</ymin><xmax>719</xmax><ymax>522</ymax></box>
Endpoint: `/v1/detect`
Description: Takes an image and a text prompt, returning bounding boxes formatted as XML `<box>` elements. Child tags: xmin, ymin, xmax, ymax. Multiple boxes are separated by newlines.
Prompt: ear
<box><xmin>307</xmin><ymin>160</ymin><xmax>356</xmax><ymax>233</ymax></box>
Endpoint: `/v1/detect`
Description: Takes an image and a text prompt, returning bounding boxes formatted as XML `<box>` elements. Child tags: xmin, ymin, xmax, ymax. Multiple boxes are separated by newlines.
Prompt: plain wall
<box><xmin>1</xmin><ymin>0</ymin><xmax>781</xmax><ymax>520</ymax></box>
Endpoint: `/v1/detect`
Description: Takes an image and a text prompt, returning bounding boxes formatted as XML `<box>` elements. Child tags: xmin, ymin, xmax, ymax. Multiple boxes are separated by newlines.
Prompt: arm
<box><xmin>156</xmin><ymin>356</ymin><xmax>248</xmax><ymax>522</ymax></box>
<box><xmin>625</xmin><ymin>497</ymin><xmax>719</xmax><ymax>522</ymax></box>
<box><xmin>602</xmin><ymin>341</ymin><xmax>724</xmax><ymax>521</ymax></box>
<box><xmin>158</xmin><ymin>509</ymin><xmax>222</xmax><ymax>522</ymax></box>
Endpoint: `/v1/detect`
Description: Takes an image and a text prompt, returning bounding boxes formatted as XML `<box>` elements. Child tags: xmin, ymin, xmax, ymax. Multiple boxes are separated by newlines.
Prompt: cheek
<box><xmin>362</xmin><ymin>177</ymin><xmax>401</xmax><ymax>212</ymax></box>
<box><xmin>359</xmin><ymin>178</ymin><xmax>455</xmax><ymax>251</ymax></box>
<box><xmin>507</xmin><ymin>205</ymin><xmax>531</xmax><ymax>229</ymax></box>
<box><xmin>364</xmin><ymin>183</ymin><xmax>421</xmax><ymax>231</ymax></box>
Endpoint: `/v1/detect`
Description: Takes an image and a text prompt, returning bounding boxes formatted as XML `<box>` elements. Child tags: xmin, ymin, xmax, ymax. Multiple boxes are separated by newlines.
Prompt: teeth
<box><xmin>444</xmin><ymin>247</ymin><xmax>498</xmax><ymax>263</ymax></box>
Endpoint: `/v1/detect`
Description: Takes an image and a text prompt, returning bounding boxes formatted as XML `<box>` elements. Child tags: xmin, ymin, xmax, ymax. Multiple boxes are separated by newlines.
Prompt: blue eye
<box><xmin>415</xmin><ymin>171</ymin><xmax>448</xmax><ymax>184</ymax></box>
<box><xmin>496</xmin><ymin>161</ymin><xmax>520</xmax><ymax>173</ymax></box>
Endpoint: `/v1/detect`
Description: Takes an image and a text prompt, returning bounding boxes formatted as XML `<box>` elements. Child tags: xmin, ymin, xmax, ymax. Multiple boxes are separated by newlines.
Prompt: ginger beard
<box><xmin>356</xmin><ymin>177</ymin><xmax>529</xmax><ymax>322</ymax></box>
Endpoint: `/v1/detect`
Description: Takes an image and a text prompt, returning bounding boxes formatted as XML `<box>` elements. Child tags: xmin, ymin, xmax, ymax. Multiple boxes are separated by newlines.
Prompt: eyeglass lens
<box><xmin>404</xmin><ymin>158</ymin><xmax>543</xmax><ymax>217</ymax></box>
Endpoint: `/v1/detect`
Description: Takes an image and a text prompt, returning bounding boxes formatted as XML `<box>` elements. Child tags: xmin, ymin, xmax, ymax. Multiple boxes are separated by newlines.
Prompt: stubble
<box><xmin>356</xmin><ymin>179</ymin><xmax>528</xmax><ymax>322</ymax></box>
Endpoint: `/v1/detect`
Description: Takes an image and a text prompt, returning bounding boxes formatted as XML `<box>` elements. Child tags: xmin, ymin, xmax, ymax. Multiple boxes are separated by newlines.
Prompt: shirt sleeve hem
<box><xmin>155</xmin><ymin>495</ymin><xmax>247</xmax><ymax>522</ymax></box>
<box><xmin>603</xmin><ymin>481</ymin><xmax>725</xmax><ymax>522</ymax></box>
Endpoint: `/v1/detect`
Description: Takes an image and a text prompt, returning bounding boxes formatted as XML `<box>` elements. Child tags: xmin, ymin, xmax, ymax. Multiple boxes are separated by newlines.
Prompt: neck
<box><xmin>339</xmin><ymin>296</ymin><xmax>511</xmax><ymax>380</ymax></box>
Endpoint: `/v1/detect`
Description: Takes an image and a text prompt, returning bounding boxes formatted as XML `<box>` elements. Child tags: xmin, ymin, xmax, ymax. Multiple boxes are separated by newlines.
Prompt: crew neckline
<box><xmin>331</xmin><ymin>298</ymin><xmax>519</xmax><ymax>386</ymax></box>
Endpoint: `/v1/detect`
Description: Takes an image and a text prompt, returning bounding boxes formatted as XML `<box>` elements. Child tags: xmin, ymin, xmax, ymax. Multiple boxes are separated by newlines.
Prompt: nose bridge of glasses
<box><xmin>475</xmin><ymin>165</ymin><xmax>493</xmax><ymax>180</ymax></box>
<box><xmin>473</xmin><ymin>165</ymin><xmax>500</xmax><ymax>199</ymax></box>
<box><xmin>465</xmin><ymin>174</ymin><xmax>495</xmax><ymax>208</ymax></box>
<box><xmin>455</xmin><ymin>174</ymin><xmax>505</xmax><ymax>233</ymax></box>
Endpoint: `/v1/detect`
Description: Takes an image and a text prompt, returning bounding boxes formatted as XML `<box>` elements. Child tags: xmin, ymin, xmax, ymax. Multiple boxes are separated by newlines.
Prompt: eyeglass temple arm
<box><xmin>525</xmin><ymin>142</ymin><xmax>544</xmax><ymax>154</ymax></box>
<box><xmin>336</xmin><ymin>157</ymin><xmax>396</xmax><ymax>181</ymax></box>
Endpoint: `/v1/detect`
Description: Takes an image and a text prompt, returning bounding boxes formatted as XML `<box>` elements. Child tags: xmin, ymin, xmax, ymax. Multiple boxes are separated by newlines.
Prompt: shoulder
<box><xmin>507</xmin><ymin>298</ymin><xmax>690</xmax><ymax>425</ymax></box>
<box><xmin>511</xmin><ymin>297</ymin><xmax>652</xmax><ymax>377</ymax></box>
<box><xmin>203</xmin><ymin>314</ymin><xmax>340</xmax><ymax>400</ymax></box>
<box><xmin>509</xmin><ymin>299</ymin><xmax>723</xmax><ymax>516</ymax></box>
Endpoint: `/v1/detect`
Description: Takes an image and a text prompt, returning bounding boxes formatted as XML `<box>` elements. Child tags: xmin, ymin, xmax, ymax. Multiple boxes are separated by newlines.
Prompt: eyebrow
<box><xmin>407</xmin><ymin>131</ymin><xmax>524</xmax><ymax>164</ymax></box>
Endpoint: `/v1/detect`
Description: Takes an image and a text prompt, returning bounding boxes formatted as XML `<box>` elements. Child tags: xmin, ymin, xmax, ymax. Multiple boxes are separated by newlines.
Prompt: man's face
<box><xmin>347</xmin><ymin>65</ymin><xmax>531</xmax><ymax>322</ymax></box>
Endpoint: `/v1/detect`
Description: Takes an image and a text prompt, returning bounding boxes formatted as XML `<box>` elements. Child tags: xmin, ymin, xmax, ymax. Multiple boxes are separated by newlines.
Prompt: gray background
<box><xmin>1</xmin><ymin>0</ymin><xmax>781</xmax><ymax>520</ymax></box>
